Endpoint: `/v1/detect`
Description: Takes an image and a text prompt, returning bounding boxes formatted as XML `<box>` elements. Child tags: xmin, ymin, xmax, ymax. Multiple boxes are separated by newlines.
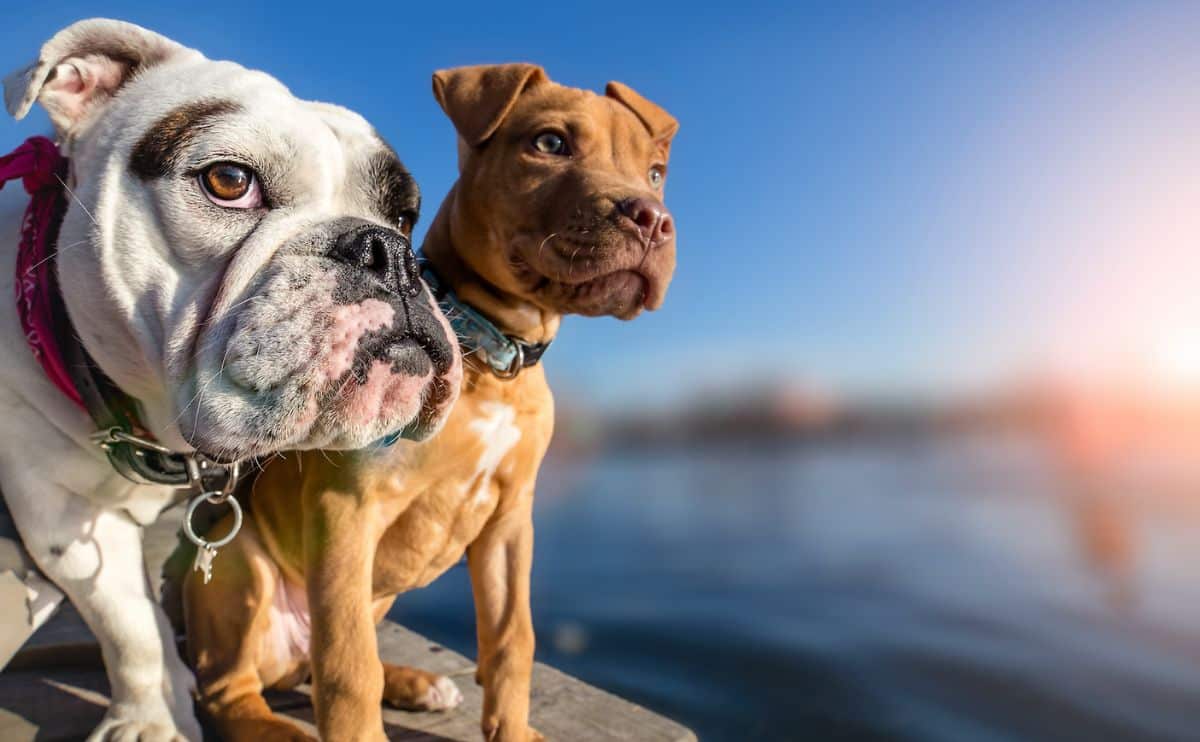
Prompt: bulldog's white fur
<box><xmin>0</xmin><ymin>19</ymin><xmax>459</xmax><ymax>741</ymax></box>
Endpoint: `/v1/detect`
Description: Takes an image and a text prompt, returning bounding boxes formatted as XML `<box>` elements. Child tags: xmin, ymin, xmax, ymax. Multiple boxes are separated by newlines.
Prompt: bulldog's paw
<box><xmin>382</xmin><ymin>662</ymin><xmax>463</xmax><ymax>711</ymax></box>
<box><xmin>86</xmin><ymin>715</ymin><xmax>193</xmax><ymax>742</ymax></box>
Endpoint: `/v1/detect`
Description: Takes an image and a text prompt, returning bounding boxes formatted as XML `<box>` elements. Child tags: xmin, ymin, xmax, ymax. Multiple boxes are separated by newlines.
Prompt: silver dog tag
<box><xmin>192</xmin><ymin>545</ymin><xmax>218</xmax><ymax>585</ymax></box>
<box><xmin>182</xmin><ymin>490</ymin><xmax>243</xmax><ymax>586</ymax></box>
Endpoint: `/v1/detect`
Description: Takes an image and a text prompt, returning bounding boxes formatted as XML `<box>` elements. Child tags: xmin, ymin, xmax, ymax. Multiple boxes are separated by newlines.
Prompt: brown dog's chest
<box><xmin>250</xmin><ymin>369</ymin><xmax>553</xmax><ymax>597</ymax></box>
<box><xmin>369</xmin><ymin>399</ymin><xmax>523</xmax><ymax>593</ymax></box>
<box><xmin>364</xmin><ymin>370</ymin><xmax>554</xmax><ymax>597</ymax></box>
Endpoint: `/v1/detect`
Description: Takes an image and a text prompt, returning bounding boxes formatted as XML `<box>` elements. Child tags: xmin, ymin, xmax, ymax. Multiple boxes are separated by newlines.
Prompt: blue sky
<box><xmin>4</xmin><ymin>2</ymin><xmax>1199</xmax><ymax>409</ymax></box>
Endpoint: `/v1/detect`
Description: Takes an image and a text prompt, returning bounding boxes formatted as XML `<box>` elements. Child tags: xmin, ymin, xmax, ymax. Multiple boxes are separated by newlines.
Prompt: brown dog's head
<box><xmin>432</xmin><ymin>64</ymin><xmax>678</xmax><ymax>320</ymax></box>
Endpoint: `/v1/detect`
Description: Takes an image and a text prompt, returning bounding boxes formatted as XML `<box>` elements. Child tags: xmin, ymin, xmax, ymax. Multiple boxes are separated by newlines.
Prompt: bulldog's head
<box><xmin>5</xmin><ymin>19</ymin><xmax>461</xmax><ymax>460</ymax></box>
<box><xmin>432</xmin><ymin>64</ymin><xmax>678</xmax><ymax>321</ymax></box>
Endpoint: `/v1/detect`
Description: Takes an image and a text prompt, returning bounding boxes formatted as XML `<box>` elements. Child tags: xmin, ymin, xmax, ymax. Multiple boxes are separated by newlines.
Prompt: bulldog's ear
<box><xmin>432</xmin><ymin>63</ymin><xmax>547</xmax><ymax>147</ymax></box>
<box><xmin>4</xmin><ymin>18</ymin><xmax>186</xmax><ymax>136</ymax></box>
<box><xmin>606</xmin><ymin>81</ymin><xmax>679</xmax><ymax>149</ymax></box>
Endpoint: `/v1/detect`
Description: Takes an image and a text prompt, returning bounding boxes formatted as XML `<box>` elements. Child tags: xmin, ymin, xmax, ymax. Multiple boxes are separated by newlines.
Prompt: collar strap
<box><xmin>420</xmin><ymin>261</ymin><xmax>551</xmax><ymax>379</ymax></box>
<box><xmin>4</xmin><ymin>136</ymin><xmax>236</xmax><ymax>491</ymax></box>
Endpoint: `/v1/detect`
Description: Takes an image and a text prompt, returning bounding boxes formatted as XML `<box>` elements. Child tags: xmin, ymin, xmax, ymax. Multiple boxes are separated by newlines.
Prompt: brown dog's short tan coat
<box><xmin>180</xmin><ymin>64</ymin><xmax>678</xmax><ymax>741</ymax></box>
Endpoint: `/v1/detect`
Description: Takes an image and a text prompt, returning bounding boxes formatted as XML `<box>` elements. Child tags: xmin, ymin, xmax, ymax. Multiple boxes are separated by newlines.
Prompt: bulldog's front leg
<box><xmin>304</xmin><ymin>481</ymin><xmax>386</xmax><ymax>742</ymax></box>
<box><xmin>3</xmin><ymin>479</ymin><xmax>200</xmax><ymax>741</ymax></box>
<box><xmin>468</xmin><ymin>503</ymin><xmax>543</xmax><ymax>742</ymax></box>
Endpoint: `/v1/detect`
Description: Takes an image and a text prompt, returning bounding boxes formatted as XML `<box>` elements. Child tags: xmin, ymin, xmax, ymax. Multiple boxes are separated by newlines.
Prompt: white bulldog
<box><xmin>0</xmin><ymin>19</ymin><xmax>461</xmax><ymax>741</ymax></box>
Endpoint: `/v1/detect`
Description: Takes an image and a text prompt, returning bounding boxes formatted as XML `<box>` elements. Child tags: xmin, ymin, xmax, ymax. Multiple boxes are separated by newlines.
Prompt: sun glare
<box><xmin>1152</xmin><ymin>328</ymin><xmax>1200</xmax><ymax>393</ymax></box>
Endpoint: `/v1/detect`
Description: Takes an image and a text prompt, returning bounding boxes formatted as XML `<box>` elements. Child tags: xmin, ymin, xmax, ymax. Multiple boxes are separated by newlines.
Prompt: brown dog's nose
<box><xmin>618</xmin><ymin>197</ymin><xmax>674</xmax><ymax>245</ymax></box>
<box><xmin>332</xmin><ymin>225</ymin><xmax>421</xmax><ymax>295</ymax></box>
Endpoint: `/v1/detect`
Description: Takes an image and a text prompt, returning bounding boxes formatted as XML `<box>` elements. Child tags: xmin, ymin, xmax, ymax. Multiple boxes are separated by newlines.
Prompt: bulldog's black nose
<box><xmin>332</xmin><ymin>225</ymin><xmax>421</xmax><ymax>294</ymax></box>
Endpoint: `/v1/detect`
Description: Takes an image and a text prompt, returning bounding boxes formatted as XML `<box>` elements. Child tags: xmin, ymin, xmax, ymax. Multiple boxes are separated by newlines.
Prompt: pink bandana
<box><xmin>1</xmin><ymin>136</ymin><xmax>84</xmax><ymax>409</ymax></box>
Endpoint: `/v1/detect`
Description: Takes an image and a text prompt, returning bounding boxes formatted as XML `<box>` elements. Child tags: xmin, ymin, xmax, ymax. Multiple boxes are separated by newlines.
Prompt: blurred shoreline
<box><xmin>558</xmin><ymin>381</ymin><xmax>1200</xmax><ymax>447</ymax></box>
<box><xmin>549</xmin><ymin>380</ymin><xmax>1200</xmax><ymax>504</ymax></box>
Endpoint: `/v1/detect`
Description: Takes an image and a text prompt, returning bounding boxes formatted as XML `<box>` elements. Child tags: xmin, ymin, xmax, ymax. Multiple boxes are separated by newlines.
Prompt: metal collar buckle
<box><xmin>90</xmin><ymin>426</ymin><xmax>173</xmax><ymax>457</ymax></box>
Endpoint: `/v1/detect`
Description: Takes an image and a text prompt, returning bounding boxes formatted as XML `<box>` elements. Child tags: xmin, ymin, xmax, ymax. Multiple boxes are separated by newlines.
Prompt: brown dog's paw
<box><xmin>417</xmin><ymin>674</ymin><xmax>464</xmax><ymax>711</ymax></box>
<box><xmin>482</xmin><ymin>719</ymin><xmax>545</xmax><ymax>742</ymax></box>
<box><xmin>257</xmin><ymin>725</ymin><xmax>319</xmax><ymax>742</ymax></box>
<box><xmin>382</xmin><ymin>663</ymin><xmax>464</xmax><ymax>711</ymax></box>
<box><xmin>212</xmin><ymin>716</ymin><xmax>318</xmax><ymax>742</ymax></box>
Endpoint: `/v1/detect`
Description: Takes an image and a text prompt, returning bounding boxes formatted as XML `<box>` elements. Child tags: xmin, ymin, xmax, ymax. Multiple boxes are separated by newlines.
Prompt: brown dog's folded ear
<box><xmin>606</xmin><ymin>81</ymin><xmax>679</xmax><ymax>145</ymax></box>
<box><xmin>4</xmin><ymin>18</ymin><xmax>187</xmax><ymax>137</ymax></box>
<box><xmin>432</xmin><ymin>63</ymin><xmax>547</xmax><ymax>147</ymax></box>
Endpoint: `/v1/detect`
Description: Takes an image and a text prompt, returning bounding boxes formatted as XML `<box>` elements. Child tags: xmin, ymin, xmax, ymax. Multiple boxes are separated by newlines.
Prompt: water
<box><xmin>387</xmin><ymin>434</ymin><xmax>1200</xmax><ymax>741</ymax></box>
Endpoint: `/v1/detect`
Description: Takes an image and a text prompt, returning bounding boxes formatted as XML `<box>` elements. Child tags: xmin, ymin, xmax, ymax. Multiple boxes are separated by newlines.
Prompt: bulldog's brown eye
<box><xmin>649</xmin><ymin>165</ymin><xmax>665</xmax><ymax>188</ymax></box>
<box><xmin>533</xmin><ymin>131</ymin><xmax>568</xmax><ymax>156</ymax></box>
<box><xmin>199</xmin><ymin>162</ymin><xmax>262</xmax><ymax>208</ymax></box>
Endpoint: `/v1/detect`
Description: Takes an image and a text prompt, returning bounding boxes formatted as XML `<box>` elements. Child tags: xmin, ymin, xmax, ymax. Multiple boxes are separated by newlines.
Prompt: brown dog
<box><xmin>179</xmin><ymin>64</ymin><xmax>678</xmax><ymax>741</ymax></box>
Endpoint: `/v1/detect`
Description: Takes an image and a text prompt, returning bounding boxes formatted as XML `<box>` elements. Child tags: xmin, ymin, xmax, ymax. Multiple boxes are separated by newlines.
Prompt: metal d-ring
<box><xmin>185</xmin><ymin>457</ymin><xmax>241</xmax><ymax>501</ymax></box>
<box><xmin>182</xmin><ymin>490</ymin><xmax>243</xmax><ymax>551</ymax></box>
<box><xmin>492</xmin><ymin>342</ymin><xmax>525</xmax><ymax>380</ymax></box>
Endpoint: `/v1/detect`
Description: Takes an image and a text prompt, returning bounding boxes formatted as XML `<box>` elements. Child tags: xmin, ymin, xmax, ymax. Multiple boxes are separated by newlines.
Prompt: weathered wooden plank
<box><xmin>0</xmin><ymin>666</ymin><xmax>110</xmax><ymax>741</ymax></box>
<box><xmin>0</xmin><ymin>620</ymin><xmax>694</xmax><ymax>742</ymax></box>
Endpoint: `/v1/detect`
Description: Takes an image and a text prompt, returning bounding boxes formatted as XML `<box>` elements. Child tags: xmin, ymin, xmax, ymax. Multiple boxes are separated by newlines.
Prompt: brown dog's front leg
<box><xmin>468</xmin><ymin>502</ymin><xmax>543</xmax><ymax>742</ymax></box>
<box><xmin>304</xmin><ymin>479</ymin><xmax>386</xmax><ymax>741</ymax></box>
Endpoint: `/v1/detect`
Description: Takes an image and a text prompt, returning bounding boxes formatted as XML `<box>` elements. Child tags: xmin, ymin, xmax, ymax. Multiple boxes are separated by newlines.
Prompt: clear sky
<box><xmin>3</xmin><ymin>2</ymin><xmax>1198</xmax><ymax>409</ymax></box>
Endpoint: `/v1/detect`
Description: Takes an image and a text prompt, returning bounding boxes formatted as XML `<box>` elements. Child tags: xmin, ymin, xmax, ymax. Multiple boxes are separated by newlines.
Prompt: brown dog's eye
<box><xmin>533</xmin><ymin>131</ymin><xmax>568</xmax><ymax>156</ymax></box>
<box><xmin>199</xmin><ymin>162</ymin><xmax>261</xmax><ymax>208</ymax></box>
<box><xmin>397</xmin><ymin>211</ymin><xmax>417</xmax><ymax>237</ymax></box>
<box><xmin>649</xmin><ymin>166</ymin><xmax>665</xmax><ymax>188</ymax></box>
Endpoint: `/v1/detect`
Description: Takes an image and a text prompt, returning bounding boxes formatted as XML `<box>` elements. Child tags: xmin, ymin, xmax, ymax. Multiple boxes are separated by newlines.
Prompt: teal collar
<box><xmin>419</xmin><ymin>261</ymin><xmax>552</xmax><ymax>379</ymax></box>
<box><xmin>373</xmin><ymin>261</ymin><xmax>552</xmax><ymax>449</ymax></box>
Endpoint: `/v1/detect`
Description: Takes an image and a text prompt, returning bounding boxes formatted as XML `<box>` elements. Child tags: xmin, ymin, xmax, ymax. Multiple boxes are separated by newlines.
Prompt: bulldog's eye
<box><xmin>649</xmin><ymin>165</ymin><xmax>665</xmax><ymax>188</ymax></box>
<box><xmin>199</xmin><ymin>163</ymin><xmax>262</xmax><ymax>208</ymax></box>
<box><xmin>532</xmin><ymin>131</ymin><xmax>569</xmax><ymax>156</ymax></box>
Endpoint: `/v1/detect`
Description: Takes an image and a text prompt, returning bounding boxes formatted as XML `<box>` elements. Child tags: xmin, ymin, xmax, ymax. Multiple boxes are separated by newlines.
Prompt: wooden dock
<box><xmin>0</xmin><ymin>508</ymin><xmax>696</xmax><ymax>742</ymax></box>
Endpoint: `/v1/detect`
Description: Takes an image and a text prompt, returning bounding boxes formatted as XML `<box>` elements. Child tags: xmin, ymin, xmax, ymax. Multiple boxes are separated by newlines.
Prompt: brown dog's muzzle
<box><xmin>512</xmin><ymin>193</ymin><xmax>676</xmax><ymax>319</ymax></box>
